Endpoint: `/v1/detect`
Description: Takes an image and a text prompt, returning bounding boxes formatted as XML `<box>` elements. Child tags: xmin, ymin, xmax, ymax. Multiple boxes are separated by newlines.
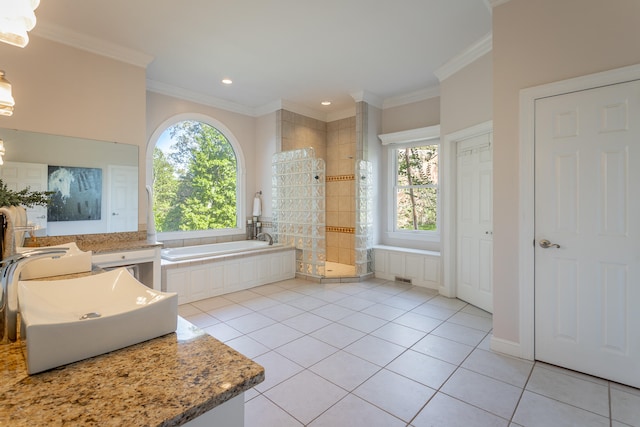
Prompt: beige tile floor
<box><xmin>323</xmin><ymin>261</ymin><xmax>356</xmax><ymax>278</ymax></box>
<box><xmin>179</xmin><ymin>277</ymin><xmax>640</xmax><ymax>427</ymax></box>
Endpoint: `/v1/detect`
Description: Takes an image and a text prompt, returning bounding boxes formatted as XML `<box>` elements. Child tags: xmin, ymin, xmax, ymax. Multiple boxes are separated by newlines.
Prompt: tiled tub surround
<box><xmin>0</xmin><ymin>317</ymin><xmax>264</xmax><ymax>426</ymax></box>
<box><xmin>180</xmin><ymin>277</ymin><xmax>640</xmax><ymax>426</ymax></box>
<box><xmin>161</xmin><ymin>233</ymin><xmax>248</xmax><ymax>249</ymax></box>
<box><xmin>163</xmin><ymin>244</ymin><xmax>296</xmax><ymax>304</ymax></box>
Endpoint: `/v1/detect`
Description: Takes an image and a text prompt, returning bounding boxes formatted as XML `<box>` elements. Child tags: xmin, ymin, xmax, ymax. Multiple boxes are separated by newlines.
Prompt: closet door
<box><xmin>456</xmin><ymin>133</ymin><xmax>493</xmax><ymax>313</ymax></box>
<box><xmin>534</xmin><ymin>79</ymin><xmax>640</xmax><ymax>388</ymax></box>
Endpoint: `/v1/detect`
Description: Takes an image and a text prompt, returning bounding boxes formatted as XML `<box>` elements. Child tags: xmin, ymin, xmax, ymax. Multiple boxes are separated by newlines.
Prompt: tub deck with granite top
<box><xmin>0</xmin><ymin>317</ymin><xmax>264</xmax><ymax>426</ymax></box>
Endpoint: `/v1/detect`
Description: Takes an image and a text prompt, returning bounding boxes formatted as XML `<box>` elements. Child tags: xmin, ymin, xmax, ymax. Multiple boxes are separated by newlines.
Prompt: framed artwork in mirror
<box><xmin>48</xmin><ymin>166</ymin><xmax>102</xmax><ymax>221</ymax></box>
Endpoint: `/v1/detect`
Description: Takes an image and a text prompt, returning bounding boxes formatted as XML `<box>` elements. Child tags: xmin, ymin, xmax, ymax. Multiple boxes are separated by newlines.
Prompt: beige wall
<box><xmin>378</xmin><ymin>97</ymin><xmax>441</xmax><ymax>252</ymax></box>
<box><xmin>492</xmin><ymin>0</ymin><xmax>640</xmax><ymax>344</ymax></box>
<box><xmin>0</xmin><ymin>36</ymin><xmax>147</xmax><ymax>225</ymax></box>
<box><xmin>255</xmin><ymin>112</ymin><xmax>277</xmax><ymax>219</ymax></box>
<box><xmin>145</xmin><ymin>91</ymin><xmax>258</xmax><ymax>223</ymax></box>
<box><xmin>381</xmin><ymin>97</ymin><xmax>440</xmax><ymax>134</ymax></box>
<box><xmin>440</xmin><ymin>52</ymin><xmax>492</xmax><ymax>135</ymax></box>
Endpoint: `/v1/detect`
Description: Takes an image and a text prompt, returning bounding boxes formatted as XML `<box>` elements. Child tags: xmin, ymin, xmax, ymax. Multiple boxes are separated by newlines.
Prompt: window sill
<box><xmin>385</xmin><ymin>230</ymin><xmax>440</xmax><ymax>243</ymax></box>
<box><xmin>158</xmin><ymin>228</ymin><xmax>245</xmax><ymax>241</ymax></box>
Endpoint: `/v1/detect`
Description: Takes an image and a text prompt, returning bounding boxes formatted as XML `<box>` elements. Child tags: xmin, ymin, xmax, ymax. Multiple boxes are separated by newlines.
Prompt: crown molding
<box><xmin>326</xmin><ymin>107</ymin><xmax>356</xmax><ymax>122</ymax></box>
<box><xmin>382</xmin><ymin>86</ymin><xmax>440</xmax><ymax>109</ymax></box>
<box><xmin>33</xmin><ymin>22</ymin><xmax>154</xmax><ymax>68</ymax></box>
<box><xmin>145</xmin><ymin>81</ymin><xmax>441</xmax><ymax>121</ymax></box>
<box><xmin>434</xmin><ymin>32</ymin><xmax>492</xmax><ymax>82</ymax></box>
<box><xmin>279</xmin><ymin>100</ymin><xmax>328</xmax><ymax>122</ymax></box>
<box><xmin>483</xmin><ymin>0</ymin><xmax>493</xmax><ymax>14</ymax></box>
<box><xmin>256</xmin><ymin>101</ymin><xmax>358</xmax><ymax>122</ymax></box>
<box><xmin>488</xmin><ymin>0</ymin><xmax>513</xmax><ymax>7</ymax></box>
<box><xmin>252</xmin><ymin>99</ymin><xmax>283</xmax><ymax>118</ymax></box>
<box><xmin>350</xmin><ymin>91</ymin><xmax>383</xmax><ymax>109</ymax></box>
<box><xmin>146</xmin><ymin>79</ymin><xmax>256</xmax><ymax>116</ymax></box>
<box><xmin>378</xmin><ymin>124</ymin><xmax>441</xmax><ymax>145</ymax></box>
<box><xmin>149</xmin><ymin>82</ymin><xmax>438</xmax><ymax>121</ymax></box>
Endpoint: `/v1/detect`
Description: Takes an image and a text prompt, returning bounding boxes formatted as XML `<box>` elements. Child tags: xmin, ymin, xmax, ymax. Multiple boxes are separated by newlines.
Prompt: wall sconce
<box><xmin>0</xmin><ymin>0</ymin><xmax>40</xmax><ymax>48</ymax></box>
<box><xmin>0</xmin><ymin>139</ymin><xmax>5</xmax><ymax>165</ymax></box>
<box><xmin>0</xmin><ymin>71</ymin><xmax>14</xmax><ymax>116</ymax></box>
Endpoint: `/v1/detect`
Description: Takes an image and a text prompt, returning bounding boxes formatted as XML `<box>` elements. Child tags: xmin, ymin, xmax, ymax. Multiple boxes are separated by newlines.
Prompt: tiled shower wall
<box><xmin>279</xmin><ymin>110</ymin><xmax>327</xmax><ymax>160</ymax></box>
<box><xmin>275</xmin><ymin>109</ymin><xmax>369</xmax><ymax>275</ymax></box>
<box><xmin>326</xmin><ymin>117</ymin><xmax>356</xmax><ymax>265</ymax></box>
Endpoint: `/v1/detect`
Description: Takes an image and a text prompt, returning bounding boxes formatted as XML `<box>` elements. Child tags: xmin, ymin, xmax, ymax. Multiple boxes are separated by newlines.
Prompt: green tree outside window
<box><xmin>153</xmin><ymin>121</ymin><xmax>237</xmax><ymax>232</ymax></box>
<box><xmin>395</xmin><ymin>144</ymin><xmax>438</xmax><ymax>231</ymax></box>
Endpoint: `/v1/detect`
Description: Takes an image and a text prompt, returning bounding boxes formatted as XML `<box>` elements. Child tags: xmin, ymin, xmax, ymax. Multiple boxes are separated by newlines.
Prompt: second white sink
<box><xmin>18</xmin><ymin>268</ymin><xmax>178</xmax><ymax>374</ymax></box>
<box><xmin>17</xmin><ymin>242</ymin><xmax>92</xmax><ymax>280</ymax></box>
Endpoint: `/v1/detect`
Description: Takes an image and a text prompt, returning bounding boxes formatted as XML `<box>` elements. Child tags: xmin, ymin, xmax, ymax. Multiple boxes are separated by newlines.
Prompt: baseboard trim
<box><xmin>490</xmin><ymin>336</ymin><xmax>532</xmax><ymax>361</ymax></box>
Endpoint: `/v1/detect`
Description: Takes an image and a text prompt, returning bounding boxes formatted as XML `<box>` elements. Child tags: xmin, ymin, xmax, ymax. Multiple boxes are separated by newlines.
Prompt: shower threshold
<box><xmin>324</xmin><ymin>261</ymin><xmax>355</xmax><ymax>277</ymax></box>
<box><xmin>295</xmin><ymin>262</ymin><xmax>374</xmax><ymax>284</ymax></box>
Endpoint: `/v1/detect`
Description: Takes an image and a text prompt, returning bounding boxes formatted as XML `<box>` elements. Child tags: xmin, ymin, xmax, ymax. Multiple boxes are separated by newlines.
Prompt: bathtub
<box><xmin>161</xmin><ymin>240</ymin><xmax>275</xmax><ymax>261</ymax></box>
<box><xmin>161</xmin><ymin>240</ymin><xmax>295</xmax><ymax>304</ymax></box>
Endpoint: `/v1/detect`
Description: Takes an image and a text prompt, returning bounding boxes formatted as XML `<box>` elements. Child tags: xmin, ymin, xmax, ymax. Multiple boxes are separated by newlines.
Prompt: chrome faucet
<box><xmin>256</xmin><ymin>232</ymin><xmax>273</xmax><ymax>245</ymax></box>
<box><xmin>0</xmin><ymin>248</ymin><xmax>68</xmax><ymax>344</ymax></box>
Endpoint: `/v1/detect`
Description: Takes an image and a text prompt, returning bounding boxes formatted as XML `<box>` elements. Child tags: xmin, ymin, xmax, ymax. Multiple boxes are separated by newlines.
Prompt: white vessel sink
<box><xmin>17</xmin><ymin>242</ymin><xmax>92</xmax><ymax>280</ymax></box>
<box><xmin>18</xmin><ymin>268</ymin><xmax>178</xmax><ymax>374</ymax></box>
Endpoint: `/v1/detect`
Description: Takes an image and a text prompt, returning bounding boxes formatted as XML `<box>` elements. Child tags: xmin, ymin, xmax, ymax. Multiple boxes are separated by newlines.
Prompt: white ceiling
<box><xmin>32</xmin><ymin>0</ymin><xmax>492</xmax><ymax>119</ymax></box>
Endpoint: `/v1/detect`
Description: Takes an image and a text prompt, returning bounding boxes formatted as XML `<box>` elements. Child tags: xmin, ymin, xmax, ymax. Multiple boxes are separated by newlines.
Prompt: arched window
<box><xmin>147</xmin><ymin>114</ymin><xmax>245</xmax><ymax>240</ymax></box>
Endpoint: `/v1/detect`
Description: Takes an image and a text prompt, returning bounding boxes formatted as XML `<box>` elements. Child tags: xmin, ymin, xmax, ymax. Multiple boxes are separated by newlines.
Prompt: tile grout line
<box><xmin>185</xmin><ymin>279</ymin><xmax>503</xmax><ymax>426</ymax></box>
<box><xmin>608</xmin><ymin>382</ymin><xmax>613</xmax><ymax>427</ymax></box>
<box><xmin>415</xmin><ymin>328</ymin><xmax>515</xmax><ymax>425</ymax></box>
<box><xmin>247</xmin><ymin>279</ymin><xmax>442</xmax><ymax>425</ymax></box>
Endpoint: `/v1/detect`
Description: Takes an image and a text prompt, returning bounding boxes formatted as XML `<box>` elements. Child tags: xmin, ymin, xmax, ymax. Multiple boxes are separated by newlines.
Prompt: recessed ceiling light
<box><xmin>321</xmin><ymin>101</ymin><xmax>331</xmax><ymax>106</ymax></box>
<box><xmin>222</xmin><ymin>78</ymin><xmax>233</xmax><ymax>85</ymax></box>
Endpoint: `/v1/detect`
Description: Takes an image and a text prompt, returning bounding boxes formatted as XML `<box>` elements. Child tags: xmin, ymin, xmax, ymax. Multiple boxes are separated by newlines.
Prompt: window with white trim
<box><xmin>380</xmin><ymin>125</ymin><xmax>440</xmax><ymax>241</ymax></box>
<box><xmin>148</xmin><ymin>114</ymin><xmax>245</xmax><ymax>240</ymax></box>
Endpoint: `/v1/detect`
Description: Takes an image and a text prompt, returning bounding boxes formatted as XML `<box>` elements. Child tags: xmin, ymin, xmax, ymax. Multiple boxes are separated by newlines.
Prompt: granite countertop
<box><xmin>0</xmin><ymin>317</ymin><xmax>264</xmax><ymax>426</ymax></box>
<box><xmin>24</xmin><ymin>232</ymin><xmax>162</xmax><ymax>255</ymax></box>
<box><xmin>75</xmin><ymin>239</ymin><xmax>163</xmax><ymax>254</ymax></box>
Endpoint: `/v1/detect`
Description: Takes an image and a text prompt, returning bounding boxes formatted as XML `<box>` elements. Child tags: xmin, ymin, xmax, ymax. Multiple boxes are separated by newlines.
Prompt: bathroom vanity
<box><xmin>91</xmin><ymin>242</ymin><xmax>162</xmax><ymax>290</ymax></box>
<box><xmin>0</xmin><ymin>316</ymin><xmax>264</xmax><ymax>426</ymax></box>
<box><xmin>25</xmin><ymin>232</ymin><xmax>163</xmax><ymax>290</ymax></box>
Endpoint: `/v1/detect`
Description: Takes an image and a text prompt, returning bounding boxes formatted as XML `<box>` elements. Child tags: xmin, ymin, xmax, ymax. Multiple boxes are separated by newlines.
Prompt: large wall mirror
<box><xmin>0</xmin><ymin>128</ymin><xmax>138</xmax><ymax>236</ymax></box>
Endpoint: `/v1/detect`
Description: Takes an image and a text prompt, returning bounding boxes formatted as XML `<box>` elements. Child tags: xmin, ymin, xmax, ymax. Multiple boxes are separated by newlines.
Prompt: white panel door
<box><xmin>456</xmin><ymin>133</ymin><xmax>493</xmax><ymax>313</ymax></box>
<box><xmin>535</xmin><ymin>80</ymin><xmax>640</xmax><ymax>387</ymax></box>
<box><xmin>1</xmin><ymin>162</ymin><xmax>48</xmax><ymax>235</ymax></box>
<box><xmin>108</xmin><ymin>165</ymin><xmax>138</xmax><ymax>232</ymax></box>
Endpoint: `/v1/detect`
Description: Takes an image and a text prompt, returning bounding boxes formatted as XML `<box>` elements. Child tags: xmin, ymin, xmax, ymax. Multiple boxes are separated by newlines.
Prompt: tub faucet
<box><xmin>256</xmin><ymin>232</ymin><xmax>273</xmax><ymax>245</ymax></box>
<box><xmin>0</xmin><ymin>248</ymin><xmax>68</xmax><ymax>344</ymax></box>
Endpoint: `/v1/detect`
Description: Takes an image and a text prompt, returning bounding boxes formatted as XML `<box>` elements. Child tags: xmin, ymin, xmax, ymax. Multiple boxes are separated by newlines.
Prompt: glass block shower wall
<box><xmin>272</xmin><ymin>148</ymin><xmax>326</xmax><ymax>277</ymax></box>
<box><xmin>355</xmin><ymin>160</ymin><xmax>373</xmax><ymax>275</ymax></box>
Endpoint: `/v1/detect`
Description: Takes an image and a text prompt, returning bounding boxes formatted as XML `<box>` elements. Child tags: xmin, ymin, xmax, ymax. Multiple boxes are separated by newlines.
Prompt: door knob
<box><xmin>539</xmin><ymin>239</ymin><xmax>560</xmax><ymax>249</ymax></box>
